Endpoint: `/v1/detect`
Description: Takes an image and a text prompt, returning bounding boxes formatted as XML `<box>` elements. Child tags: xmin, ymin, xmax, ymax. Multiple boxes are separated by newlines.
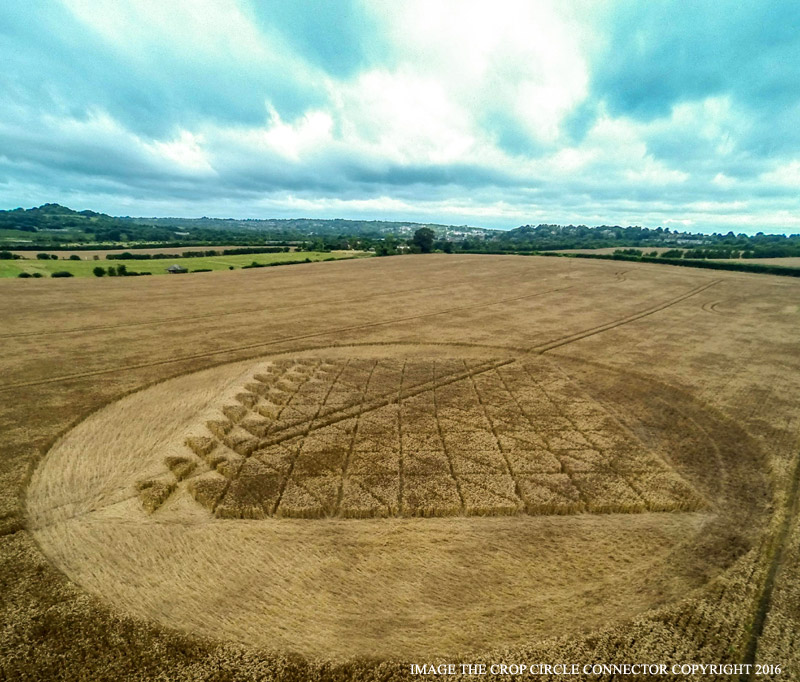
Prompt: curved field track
<box><xmin>2</xmin><ymin>255</ymin><xmax>800</xmax><ymax>679</ymax></box>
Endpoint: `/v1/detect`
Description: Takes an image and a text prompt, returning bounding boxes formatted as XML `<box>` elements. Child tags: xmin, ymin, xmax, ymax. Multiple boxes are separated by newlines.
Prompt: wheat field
<box><xmin>3</xmin><ymin>254</ymin><xmax>800</xmax><ymax>679</ymax></box>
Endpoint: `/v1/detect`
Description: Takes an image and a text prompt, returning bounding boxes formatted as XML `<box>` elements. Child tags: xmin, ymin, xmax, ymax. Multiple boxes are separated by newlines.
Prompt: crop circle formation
<box><xmin>167</xmin><ymin>356</ymin><xmax>702</xmax><ymax>520</ymax></box>
<box><xmin>28</xmin><ymin>345</ymin><xmax>717</xmax><ymax>658</ymax></box>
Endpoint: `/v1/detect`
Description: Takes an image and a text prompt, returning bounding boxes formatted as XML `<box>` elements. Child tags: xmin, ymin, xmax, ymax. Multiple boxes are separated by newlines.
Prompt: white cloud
<box><xmin>713</xmin><ymin>172</ymin><xmax>737</xmax><ymax>188</ymax></box>
<box><xmin>362</xmin><ymin>0</ymin><xmax>590</xmax><ymax>148</ymax></box>
<box><xmin>256</xmin><ymin>108</ymin><xmax>334</xmax><ymax>161</ymax></box>
<box><xmin>761</xmin><ymin>160</ymin><xmax>800</xmax><ymax>187</ymax></box>
<box><xmin>148</xmin><ymin>131</ymin><xmax>216</xmax><ymax>175</ymax></box>
<box><xmin>331</xmin><ymin>69</ymin><xmax>477</xmax><ymax>165</ymax></box>
<box><xmin>623</xmin><ymin>165</ymin><xmax>689</xmax><ymax>185</ymax></box>
<box><xmin>0</xmin><ymin>1</ymin><xmax>798</xmax><ymax>234</ymax></box>
<box><xmin>61</xmin><ymin>0</ymin><xmax>267</xmax><ymax>62</ymax></box>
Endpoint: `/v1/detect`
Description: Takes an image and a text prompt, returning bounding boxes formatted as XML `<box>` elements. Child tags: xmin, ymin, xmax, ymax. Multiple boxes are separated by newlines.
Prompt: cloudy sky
<box><xmin>1</xmin><ymin>1</ymin><xmax>799</xmax><ymax>232</ymax></box>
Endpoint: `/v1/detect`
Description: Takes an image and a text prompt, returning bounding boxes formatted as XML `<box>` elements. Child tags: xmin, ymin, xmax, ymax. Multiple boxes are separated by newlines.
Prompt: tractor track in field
<box><xmin>531</xmin><ymin>279</ymin><xmax>720</xmax><ymax>353</ymax></box>
<box><xmin>701</xmin><ymin>300</ymin><xmax>728</xmax><ymax>315</ymax></box>
<box><xmin>741</xmin><ymin>445</ymin><xmax>800</xmax><ymax>681</ymax></box>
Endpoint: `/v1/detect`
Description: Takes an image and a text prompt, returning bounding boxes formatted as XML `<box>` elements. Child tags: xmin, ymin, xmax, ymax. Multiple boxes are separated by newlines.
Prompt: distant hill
<box><xmin>123</xmin><ymin>215</ymin><xmax>493</xmax><ymax>240</ymax></box>
<box><xmin>29</xmin><ymin>203</ymin><xmax>80</xmax><ymax>216</ymax></box>
<box><xmin>0</xmin><ymin>204</ymin><xmax>495</xmax><ymax>245</ymax></box>
<box><xmin>2</xmin><ymin>204</ymin><xmax>800</xmax><ymax>258</ymax></box>
<box><xmin>0</xmin><ymin>203</ymin><xmax>89</xmax><ymax>233</ymax></box>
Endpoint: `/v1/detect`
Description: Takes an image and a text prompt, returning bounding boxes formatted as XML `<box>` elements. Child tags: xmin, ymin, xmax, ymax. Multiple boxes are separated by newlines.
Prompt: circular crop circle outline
<box><xmin>27</xmin><ymin>343</ymin><xmax>747</xmax><ymax>660</ymax></box>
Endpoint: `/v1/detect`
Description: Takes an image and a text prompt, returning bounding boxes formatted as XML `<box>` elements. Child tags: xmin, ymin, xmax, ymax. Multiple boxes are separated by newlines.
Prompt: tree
<box><xmin>69</xmin><ymin>254</ymin><xmax>81</xmax><ymax>260</ymax></box>
<box><xmin>412</xmin><ymin>227</ymin><xmax>435</xmax><ymax>253</ymax></box>
<box><xmin>375</xmin><ymin>236</ymin><xmax>399</xmax><ymax>257</ymax></box>
<box><xmin>93</xmin><ymin>266</ymin><xmax>106</xmax><ymax>277</ymax></box>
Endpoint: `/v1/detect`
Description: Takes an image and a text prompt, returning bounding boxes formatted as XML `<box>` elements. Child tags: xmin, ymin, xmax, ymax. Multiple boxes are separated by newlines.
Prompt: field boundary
<box><xmin>535</xmin><ymin>251</ymin><xmax>800</xmax><ymax>277</ymax></box>
<box><xmin>452</xmin><ymin>250</ymin><xmax>800</xmax><ymax>277</ymax></box>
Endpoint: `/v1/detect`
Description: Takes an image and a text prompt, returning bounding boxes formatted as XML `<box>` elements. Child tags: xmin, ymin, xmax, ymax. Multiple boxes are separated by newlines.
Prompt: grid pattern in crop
<box><xmin>145</xmin><ymin>357</ymin><xmax>705</xmax><ymax>518</ymax></box>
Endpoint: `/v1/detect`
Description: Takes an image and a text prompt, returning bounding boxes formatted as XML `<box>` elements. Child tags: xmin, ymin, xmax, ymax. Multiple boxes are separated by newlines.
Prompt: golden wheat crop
<box><xmin>5</xmin><ymin>254</ymin><xmax>798</xmax><ymax>677</ymax></box>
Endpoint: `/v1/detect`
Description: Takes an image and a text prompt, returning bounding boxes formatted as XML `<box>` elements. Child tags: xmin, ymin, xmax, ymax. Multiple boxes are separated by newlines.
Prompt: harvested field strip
<box><xmin>0</xmin><ymin>286</ymin><xmax>567</xmax><ymax>392</ymax></box>
<box><xmin>532</xmin><ymin>279</ymin><xmax>720</xmax><ymax>353</ymax></box>
<box><xmin>743</xmin><ymin>446</ymin><xmax>800</xmax><ymax>680</ymax></box>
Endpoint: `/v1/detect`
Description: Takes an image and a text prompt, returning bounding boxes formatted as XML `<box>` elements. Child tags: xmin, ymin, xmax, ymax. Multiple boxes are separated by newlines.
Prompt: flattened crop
<box><xmin>134</xmin><ymin>356</ymin><xmax>707</xmax><ymax>519</ymax></box>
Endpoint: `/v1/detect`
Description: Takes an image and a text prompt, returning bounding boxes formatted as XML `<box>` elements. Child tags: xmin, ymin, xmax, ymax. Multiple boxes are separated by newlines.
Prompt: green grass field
<box><xmin>0</xmin><ymin>251</ymin><xmax>370</xmax><ymax>278</ymax></box>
